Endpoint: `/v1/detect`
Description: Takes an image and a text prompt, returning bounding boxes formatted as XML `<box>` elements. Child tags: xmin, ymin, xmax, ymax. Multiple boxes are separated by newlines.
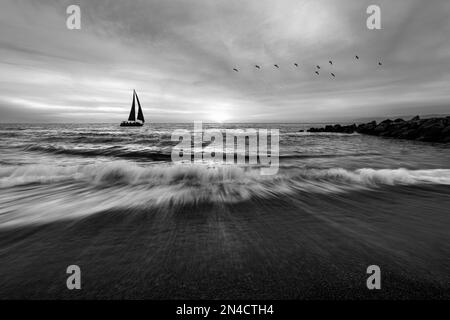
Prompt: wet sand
<box><xmin>0</xmin><ymin>185</ymin><xmax>449</xmax><ymax>299</ymax></box>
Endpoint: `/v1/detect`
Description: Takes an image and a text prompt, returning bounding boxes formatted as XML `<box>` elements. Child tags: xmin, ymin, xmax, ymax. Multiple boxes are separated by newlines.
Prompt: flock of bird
<box><xmin>232</xmin><ymin>55</ymin><xmax>383</xmax><ymax>78</ymax></box>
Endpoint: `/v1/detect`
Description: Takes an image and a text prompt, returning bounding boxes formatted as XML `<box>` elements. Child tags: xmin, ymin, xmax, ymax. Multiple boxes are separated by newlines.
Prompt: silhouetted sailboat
<box><xmin>120</xmin><ymin>90</ymin><xmax>145</xmax><ymax>127</ymax></box>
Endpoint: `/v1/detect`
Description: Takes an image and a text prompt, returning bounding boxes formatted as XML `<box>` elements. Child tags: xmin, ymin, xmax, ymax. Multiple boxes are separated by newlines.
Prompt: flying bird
<box><xmin>233</xmin><ymin>68</ymin><xmax>239</xmax><ymax>72</ymax></box>
<box><xmin>329</xmin><ymin>61</ymin><xmax>333</xmax><ymax>65</ymax></box>
<box><xmin>316</xmin><ymin>65</ymin><xmax>321</xmax><ymax>69</ymax></box>
<box><xmin>315</xmin><ymin>71</ymin><xmax>319</xmax><ymax>75</ymax></box>
<box><xmin>255</xmin><ymin>65</ymin><xmax>261</xmax><ymax>69</ymax></box>
<box><xmin>331</xmin><ymin>73</ymin><xmax>335</xmax><ymax>77</ymax></box>
<box><xmin>294</xmin><ymin>63</ymin><xmax>298</xmax><ymax>67</ymax></box>
<box><xmin>378</xmin><ymin>61</ymin><xmax>382</xmax><ymax>66</ymax></box>
<box><xmin>355</xmin><ymin>55</ymin><xmax>359</xmax><ymax>60</ymax></box>
<box><xmin>274</xmin><ymin>64</ymin><xmax>280</xmax><ymax>68</ymax></box>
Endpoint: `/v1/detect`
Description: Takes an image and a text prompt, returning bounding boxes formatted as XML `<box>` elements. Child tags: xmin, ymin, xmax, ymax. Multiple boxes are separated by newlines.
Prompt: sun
<box><xmin>210</xmin><ymin>112</ymin><xmax>230</xmax><ymax>123</ymax></box>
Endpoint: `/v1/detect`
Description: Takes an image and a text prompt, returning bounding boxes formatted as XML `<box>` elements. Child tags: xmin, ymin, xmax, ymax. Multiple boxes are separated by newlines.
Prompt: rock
<box><xmin>342</xmin><ymin>124</ymin><xmax>357</xmax><ymax>133</ymax></box>
<box><xmin>307</xmin><ymin>127</ymin><xmax>324</xmax><ymax>133</ymax></box>
<box><xmin>307</xmin><ymin>123</ymin><xmax>357</xmax><ymax>133</ymax></box>
<box><xmin>306</xmin><ymin>116</ymin><xmax>450</xmax><ymax>142</ymax></box>
<box><xmin>417</xmin><ymin>122</ymin><xmax>445</xmax><ymax>142</ymax></box>
<box><xmin>442</xmin><ymin>126</ymin><xmax>450</xmax><ymax>135</ymax></box>
<box><xmin>374</xmin><ymin>124</ymin><xmax>388</xmax><ymax>135</ymax></box>
<box><xmin>357</xmin><ymin>121</ymin><xmax>377</xmax><ymax>134</ymax></box>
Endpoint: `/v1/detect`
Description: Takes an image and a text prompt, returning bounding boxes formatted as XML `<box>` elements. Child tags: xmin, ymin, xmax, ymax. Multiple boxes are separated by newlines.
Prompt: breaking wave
<box><xmin>2</xmin><ymin>162</ymin><xmax>450</xmax><ymax>190</ymax></box>
<box><xmin>1</xmin><ymin>163</ymin><xmax>450</xmax><ymax>228</ymax></box>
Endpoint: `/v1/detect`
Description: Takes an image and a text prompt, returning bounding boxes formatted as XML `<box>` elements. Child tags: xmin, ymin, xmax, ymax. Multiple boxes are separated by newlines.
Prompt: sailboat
<box><xmin>120</xmin><ymin>90</ymin><xmax>145</xmax><ymax>127</ymax></box>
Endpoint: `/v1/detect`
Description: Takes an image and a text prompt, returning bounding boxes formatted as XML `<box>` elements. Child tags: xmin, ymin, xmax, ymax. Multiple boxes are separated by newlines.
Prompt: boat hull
<box><xmin>120</xmin><ymin>121</ymin><xmax>144</xmax><ymax>127</ymax></box>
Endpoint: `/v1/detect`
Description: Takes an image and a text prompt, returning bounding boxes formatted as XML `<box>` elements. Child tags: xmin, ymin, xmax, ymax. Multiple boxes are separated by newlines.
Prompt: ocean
<box><xmin>0</xmin><ymin>123</ymin><xmax>449</xmax><ymax>299</ymax></box>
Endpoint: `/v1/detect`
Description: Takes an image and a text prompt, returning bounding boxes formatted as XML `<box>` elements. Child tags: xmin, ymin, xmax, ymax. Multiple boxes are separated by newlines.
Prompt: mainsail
<box><xmin>136</xmin><ymin>92</ymin><xmax>145</xmax><ymax>123</ymax></box>
<box><xmin>128</xmin><ymin>91</ymin><xmax>136</xmax><ymax>121</ymax></box>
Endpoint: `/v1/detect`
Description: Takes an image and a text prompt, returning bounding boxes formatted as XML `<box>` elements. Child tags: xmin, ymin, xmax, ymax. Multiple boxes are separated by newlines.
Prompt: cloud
<box><xmin>0</xmin><ymin>0</ymin><xmax>449</xmax><ymax>123</ymax></box>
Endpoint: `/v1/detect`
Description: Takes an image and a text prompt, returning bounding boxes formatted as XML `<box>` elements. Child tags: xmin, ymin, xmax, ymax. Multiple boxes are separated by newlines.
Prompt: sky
<box><xmin>0</xmin><ymin>0</ymin><xmax>450</xmax><ymax>123</ymax></box>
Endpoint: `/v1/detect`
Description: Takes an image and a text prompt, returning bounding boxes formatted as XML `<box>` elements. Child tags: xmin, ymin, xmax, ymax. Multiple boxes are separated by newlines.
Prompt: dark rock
<box><xmin>357</xmin><ymin>121</ymin><xmax>377</xmax><ymax>134</ymax></box>
<box><xmin>342</xmin><ymin>124</ymin><xmax>357</xmax><ymax>133</ymax></box>
<box><xmin>417</xmin><ymin>122</ymin><xmax>444</xmax><ymax>142</ymax></box>
<box><xmin>397</xmin><ymin>128</ymin><xmax>420</xmax><ymax>140</ymax></box>
<box><xmin>442</xmin><ymin>126</ymin><xmax>450</xmax><ymax>135</ymax></box>
<box><xmin>306</xmin><ymin>116</ymin><xmax>450</xmax><ymax>142</ymax></box>
<box><xmin>307</xmin><ymin>127</ymin><xmax>324</xmax><ymax>133</ymax></box>
<box><xmin>307</xmin><ymin>123</ymin><xmax>357</xmax><ymax>134</ymax></box>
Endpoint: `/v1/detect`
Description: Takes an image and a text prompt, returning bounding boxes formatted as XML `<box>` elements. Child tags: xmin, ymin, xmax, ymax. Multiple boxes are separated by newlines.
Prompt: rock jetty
<box><xmin>307</xmin><ymin>116</ymin><xmax>450</xmax><ymax>142</ymax></box>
